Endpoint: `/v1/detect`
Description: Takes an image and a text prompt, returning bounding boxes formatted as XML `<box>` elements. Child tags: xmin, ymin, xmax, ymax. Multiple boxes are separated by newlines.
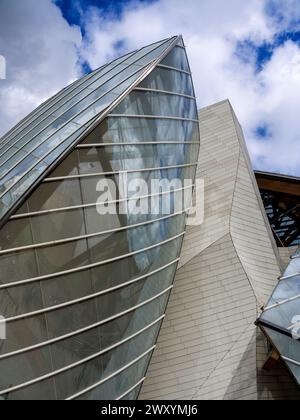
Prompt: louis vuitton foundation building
<box><xmin>0</xmin><ymin>36</ymin><xmax>299</xmax><ymax>400</ymax></box>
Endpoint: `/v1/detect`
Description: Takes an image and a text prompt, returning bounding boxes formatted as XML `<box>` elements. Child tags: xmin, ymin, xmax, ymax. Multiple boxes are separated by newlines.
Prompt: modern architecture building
<box><xmin>140</xmin><ymin>100</ymin><xmax>300</xmax><ymax>401</ymax></box>
<box><xmin>0</xmin><ymin>36</ymin><xmax>299</xmax><ymax>400</ymax></box>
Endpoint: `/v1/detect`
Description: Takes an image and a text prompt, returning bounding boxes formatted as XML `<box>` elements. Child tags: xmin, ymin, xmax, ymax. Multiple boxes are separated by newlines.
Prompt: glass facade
<box><xmin>0</xmin><ymin>36</ymin><xmax>200</xmax><ymax>399</ymax></box>
<box><xmin>258</xmin><ymin>248</ymin><xmax>300</xmax><ymax>385</ymax></box>
<box><xmin>0</xmin><ymin>37</ymin><xmax>178</xmax><ymax>224</ymax></box>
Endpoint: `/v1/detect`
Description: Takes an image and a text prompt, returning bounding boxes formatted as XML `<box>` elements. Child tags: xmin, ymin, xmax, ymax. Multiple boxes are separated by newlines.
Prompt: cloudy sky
<box><xmin>0</xmin><ymin>0</ymin><xmax>300</xmax><ymax>175</ymax></box>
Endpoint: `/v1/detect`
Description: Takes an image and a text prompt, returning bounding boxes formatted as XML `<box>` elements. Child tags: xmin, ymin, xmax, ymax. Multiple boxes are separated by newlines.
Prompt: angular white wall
<box><xmin>140</xmin><ymin>100</ymin><xmax>300</xmax><ymax>400</ymax></box>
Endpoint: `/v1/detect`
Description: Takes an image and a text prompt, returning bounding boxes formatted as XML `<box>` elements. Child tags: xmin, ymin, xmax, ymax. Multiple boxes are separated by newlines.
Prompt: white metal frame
<box><xmin>116</xmin><ymin>378</ymin><xmax>145</xmax><ymax>400</ymax></box>
<box><xmin>0</xmin><ymin>208</ymin><xmax>189</xmax><ymax>255</ymax></box>
<box><xmin>263</xmin><ymin>293</ymin><xmax>300</xmax><ymax>311</ymax></box>
<box><xmin>282</xmin><ymin>356</ymin><xmax>300</xmax><ymax>367</ymax></box>
<box><xmin>10</xmin><ymin>184</ymin><xmax>194</xmax><ymax>219</ymax></box>
<box><xmin>43</xmin><ymin>162</ymin><xmax>198</xmax><ymax>182</ymax></box>
<box><xmin>0</xmin><ymin>275</ymin><xmax>177</xmax><ymax>360</ymax></box>
<box><xmin>0</xmin><ymin>259</ymin><xmax>178</xmax><ymax>330</ymax></box>
<box><xmin>133</xmin><ymin>87</ymin><xmax>196</xmax><ymax>100</ymax></box>
<box><xmin>66</xmin><ymin>346</ymin><xmax>156</xmax><ymax>400</ymax></box>
<box><xmin>0</xmin><ymin>38</ymin><xmax>173</xmax><ymax>149</ymax></box>
<box><xmin>157</xmin><ymin>64</ymin><xmax>191</xmax><ymax>75</ymax></box>
<box><xmin>0</xmin><ymin>310</ymin><xmax>166</xmax><ymax>396</ymax></box>
<box><xmin>0</xmin><ymin>232</ymin><xmax>185</xmax><ymax>289</ymax></box>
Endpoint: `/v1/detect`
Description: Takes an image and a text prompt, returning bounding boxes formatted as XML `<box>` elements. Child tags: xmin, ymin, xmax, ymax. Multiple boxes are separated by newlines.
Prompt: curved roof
<box><xmin>0</xmin><ymin>35</ymin><xmax>180</xmax><ymax>226</ymax></box>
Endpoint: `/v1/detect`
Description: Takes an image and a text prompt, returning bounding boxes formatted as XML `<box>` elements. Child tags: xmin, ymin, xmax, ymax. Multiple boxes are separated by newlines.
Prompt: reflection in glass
<box><xmin>160</xmin><ymin>46</ymin><xmax>190</xmax><ymax>72</ymax></box>
<box><xmin>112</xmin><ymin>91</ymin><xmax>197</xmax><ymax>120</ymax></box>
<box><xmin>139</xmin><ymin>67</ymin><xmax>194</xmax><ymax>96</ymax></box>
<box><xmin>81</xmin><ymin>117</ymin><xmax>199</xmax><ymax>145</ymax></box>
<box><xmin>259</xmin><ymin>246</ymin><xmax>300</xmax><ymax>387</ymax></box>
<box><xmin>0</xmin><ymin>37</ymin><xmax>200</xmax><ymax>400</ymax></box>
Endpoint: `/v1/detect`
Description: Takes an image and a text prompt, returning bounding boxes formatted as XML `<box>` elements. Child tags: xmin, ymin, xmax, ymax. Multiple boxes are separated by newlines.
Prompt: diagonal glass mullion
<box><xmin>0</xmin><ymin>39</ymin><xmax>172</xmax><ymax>150</ymax></box>
<box><xmin>262</xmin><ymin>327</ymin><xmax>300</xmax><ymax>377</ymax></box>
<box><xmin>1</xmin><ymin>52</ymin><xmax>185</xmax><ymax>204</ymax></box>
<box><xmin>0</xmin><ymin>67</ymin><xmax>106</xmax><ymax>149</ymax></box>
<box><xmin>160</xmin><ymin>46</ymin><xmax>191</xmax><ymax>73</ymax></box>
<box><xmin>0</xmin><ymin>124</ymin><xmax>92</xmax><ymax>217</ymax></box>
<box><xmin>0</xmin><ymin>36</ymin><xmax>180</xmax><ymax>225</ymax></box>
<box><xmin>0</xmin><ymin>38</ymin><xmax>171</xmax><ymax>151</ymax></box>
<box><xmin>263</xmin><ymin>254</ymin><xmax>300</xmax><ymax>309</ymax></box>
<box><xmin>0</xmin><ymin>39</ymin><xmax>173</xmax><ymax>178</ymax></box>
<box><xmin>0</xmin><ymin>71</ymin><xmax>147</xmax><ymax>192</ymax></box>
<box><xmin>0</xmin><ymin>50</ymin><xmax>138</xmax><ymax>149</ymax></box>
<box><xmin>0</xmin><ymin>52</ymin><xmax>139</xmax><ymax>160</ymax></box>
<box><xmin>0</xmin><ymin>65</ymin><xmax>149</xmax><ymax>189</ymax></box>
<box><xmin>1</xmin><ymin>50</ymin><xmax>144</xmax><ymax>151</ymax></box>
<box><xmin>261</xmin><ymin>297</ymin><xmax>300</xmax><ymax>330</ymax></box>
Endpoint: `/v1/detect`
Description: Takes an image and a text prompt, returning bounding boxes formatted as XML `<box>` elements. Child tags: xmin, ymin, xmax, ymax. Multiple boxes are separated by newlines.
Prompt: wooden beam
<box><xmin>256</xmin><ymin>174</ymin><xmax>300</xmax><ymax>197</ymax></box>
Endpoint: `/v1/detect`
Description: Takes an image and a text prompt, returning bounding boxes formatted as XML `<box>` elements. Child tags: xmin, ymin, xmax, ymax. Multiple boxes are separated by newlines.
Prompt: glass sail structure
<box><xmin>258</xmin><ymin>248</ymin><xmax>300</xmax><ymax>386</ymax></box>
<box><xmin>0</xmin><ymin>36</ymin><xmax>200</xmax><ymax>399</ymax></box>
<box><xmin>0</xmin><ymin>36</ymin><xmax>179</xmax><ymax>226</ymax></box>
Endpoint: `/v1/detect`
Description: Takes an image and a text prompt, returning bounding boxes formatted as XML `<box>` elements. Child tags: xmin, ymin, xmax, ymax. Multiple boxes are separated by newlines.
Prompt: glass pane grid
<box><xmin>259</xmin><ymin>250</ymin><xmax>300</xmax><ymax>386</ymax></box>
<box><xmin>0</xmin><ymin>36</ymin><xmax>201</xmax><ymax>400</ymax></box>
<box><xmin>0</xmin><ymin>37</ymin><xmax>176</xmax><ymax>224</ymax></box>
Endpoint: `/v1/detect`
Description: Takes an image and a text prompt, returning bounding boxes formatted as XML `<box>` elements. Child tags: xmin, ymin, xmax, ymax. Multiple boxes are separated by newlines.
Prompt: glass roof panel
<box><xmin>259</xmin><ymin>247</ymin><xmax>300</xmax><ymax>386</ymax></box>
<box><xmin>0</xmin><ymin>36</ymin><xmax>178</xmax><ymax>224</ymax></box>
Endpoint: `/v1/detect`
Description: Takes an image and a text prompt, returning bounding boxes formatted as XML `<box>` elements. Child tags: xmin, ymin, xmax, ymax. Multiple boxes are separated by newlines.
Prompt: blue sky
<box><xmin>56</xmin><ymin>0</ymin><xmax>157</xmax><ymax>26</ymax></box>
<box><xmin>1</xmin><ymin>0</ymin><xmax>300</xmax><ymax>175</ymax></box>
<box><xmin>236</xmin><ymin>30</ymin><xmax>300</xmax><ymax>73</ymax></box>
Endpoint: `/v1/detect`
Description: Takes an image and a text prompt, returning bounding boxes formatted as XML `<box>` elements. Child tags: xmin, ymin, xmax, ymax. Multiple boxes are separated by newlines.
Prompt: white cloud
<box><xmin>1</xmin><ymin>0</ymin><xmax>300</xmax><ymax>175</ymax></box>
<box><xmin>0</xmin><ymin>0</ymin><xmax>82</xmax><ymax>136</ymax></box>
<box><xmin>267</xmin><ymin>0</ymin><xmax>300</xmax><ymax>31</ymax></box>
<box><xmin>248</xmin><ymin>41</ymin><xmax>300</xmax><ymax>173</ymax></box>
<box><xmin>80</xmin><ymin>0</ymin><xmax>273</xmax><ymax>66</ymax></box>
<box><xmin>79</xmin><ymin>0</ymin><xmax>300</xmax><ymax>175</ymax></box>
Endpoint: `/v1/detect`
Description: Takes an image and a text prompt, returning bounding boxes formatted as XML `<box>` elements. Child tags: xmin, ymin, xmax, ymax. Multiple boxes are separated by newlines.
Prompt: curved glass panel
<box><xmin>0</xmin><ymin>52</ymin><xmax>134</xmax><ymax>147</ymax></box>
<box><xmin>160</xmin><ymin>46</ymin><xmax>190</xmax><ymax>72</ymax></box>
<box><xmin>2</xmin><ymin>323</ymin><xmax>160</xmax><ymax>400</ymax></box>
<box><xmin>15</xmin><ymin>165</ymin><xmax>196</xmax><ymax>212</ymax></box>
<box><xmin>76</xmin><ymin>353</ymin><xmax>151</xmax><ymax>401</ymax></box>
<box><xmin>81</xmin><ymin>117</ymin><xmax>199</xmax><ymax>144</ymax></box>
<box><xmin>0</xmin><ymin>188</ymin><xmax>191</xmax><ymax>248</ymax></box>
<box><xmin>0</xmin><ymin>37</ymin><xmax>177</xmax><ymax>223</ymax></box>
<box><xmin>139</xmin><ymin>67</ymin><xmax>194</xmax><ymax>96</ymax></box>
<box><xmin>0</xmin><ymin>238</ymin><xmax>182</xmax><ymax>320</ymax></box>
<box><xmin>47</xmin><ymin>143</ymin><xmax>197</xmax><ymax>178</ymax></box>
<box><xmin>262</xmin><ymin>327</ymin><xmax>300</xmax><ymax>385</ymax></box>
<box><xmin>111</xmin><ymin>91</ymin><xmax>197</xmax><ymax>120</ymax></box>
<box><xmin>119</xmin><ymin>387</ymin><xmax>141</xmax><ymax>401</ymax></box>
<box><xmin>0</xmin><ymin>291</ymin><xmax>169</xmax><ymax>390</ymax></box>
<box><xmin>0</xmin><ymin>36</ymin><xmax>200</xmax><ymax>400</ymax></box>
<box><xmin>262</xmin><ymin>298</ymin><xmax>300</xmax><ymax>330</ymax></box>
<box><xmin>0</xmin><ymin>214</ymin><xmax>185</xmax><ymax>285</ymax></box>
<box><xmin>259</xmin><ymin>247</ymin><xmax>300</xmax><ymax>386</ymax></box>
